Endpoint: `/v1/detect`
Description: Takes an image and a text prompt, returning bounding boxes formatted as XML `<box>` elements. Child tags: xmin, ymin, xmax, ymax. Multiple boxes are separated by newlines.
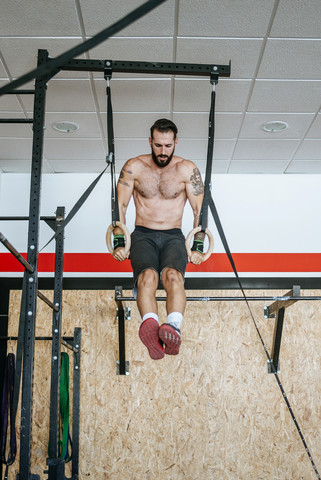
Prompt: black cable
<box><xmin>208</xmin><ymin>195</ymin><xmax>321</xmax><ymax>479</ymax></box>
<box><xmin>0</xmin><ymin>0</ymin><xmax>168</xmax><ymax>96</ymax></box>
<box><xmin>199</xmin><ymin>71</ymin><xmax>320</xmax><ymax>479</ymax></box>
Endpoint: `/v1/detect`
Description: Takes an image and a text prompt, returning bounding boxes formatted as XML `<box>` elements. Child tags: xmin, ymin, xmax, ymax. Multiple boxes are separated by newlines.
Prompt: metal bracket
<box><xmin>117</xmin><ymin>360</ymin><xmax>129</xmax><ymax>376</ymax></box>
<box><xmin>115</xmin><ymin>286</ymin><xmax>129</xmax><ymax>375</ymax></box>
<box><xmin>104</xmin><ymin>60</ymin><xmax>113</xmax><ymax>80</ymax></box>
<box><xmin>265</xmin><ymin>286</ymin><xmax>300</xmax><ymax>374</ymax></box>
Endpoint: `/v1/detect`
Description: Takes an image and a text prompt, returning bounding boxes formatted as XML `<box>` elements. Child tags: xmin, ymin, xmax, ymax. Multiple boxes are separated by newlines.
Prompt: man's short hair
<box><xmin>150</xmin><ymin>118</ymin><xmax>178</xmax><ymax>139</ymax></box>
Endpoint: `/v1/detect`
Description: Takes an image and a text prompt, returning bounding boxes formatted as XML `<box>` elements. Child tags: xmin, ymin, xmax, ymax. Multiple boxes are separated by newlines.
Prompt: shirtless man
<box><xmin>112</xmin><ymin>118</ymin><xmax>205</xmax><ymax>360</ymax></box>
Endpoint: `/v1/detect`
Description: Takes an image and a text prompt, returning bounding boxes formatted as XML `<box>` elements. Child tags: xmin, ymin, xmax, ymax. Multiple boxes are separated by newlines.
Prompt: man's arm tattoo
<box><xmin>190</xmin><ymin>168</ymin><xmax>204</xmax><ymax>196</ymax></box>
<box><xmin>118</xmin><ymin>169</ymin><xmax>130</xmax><ymax>188</ymax></box>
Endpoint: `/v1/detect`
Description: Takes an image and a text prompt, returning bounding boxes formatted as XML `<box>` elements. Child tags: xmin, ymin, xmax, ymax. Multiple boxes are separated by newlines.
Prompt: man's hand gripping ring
<box><xmin>106</xmin><ymin>222</ymin><xmax>131</xmax><ymax>256</ymax></box>
<box><xmin>185</xmin><ymin>227</ymin><xmax>214</xmax><ymax>262</ymax></box>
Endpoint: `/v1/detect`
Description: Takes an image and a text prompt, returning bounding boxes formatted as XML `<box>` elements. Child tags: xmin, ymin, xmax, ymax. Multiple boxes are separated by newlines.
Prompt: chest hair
<box><xmin>136</xmin><ymin>169</ymin><xmax>183</xmax><ymax>200</ymax></box>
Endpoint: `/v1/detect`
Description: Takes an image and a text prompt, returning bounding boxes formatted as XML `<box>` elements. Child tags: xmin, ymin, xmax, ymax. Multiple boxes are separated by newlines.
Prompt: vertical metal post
<box><xmin>269</xmin><ymin>307</ymin><xmax>285</xmax><ymax>374</ymax></box>
<box><xmin>48</xmin><ymin>207</ymin><xmax>65</xmax><ymax>479</ymax></box>
<box><xmin>115</xmin><ymin>287</ymin><xmax>129</xmax><ymax>375</ymax></box>
<box><xmin>72</xmin><ymin>328</ymin><xmax>81</xmax><ymax>480</ymax></box>
<box><xmin>18</xmin><ymin>49</ymin><xmax>49</xmax><ymax>480</ymax></box>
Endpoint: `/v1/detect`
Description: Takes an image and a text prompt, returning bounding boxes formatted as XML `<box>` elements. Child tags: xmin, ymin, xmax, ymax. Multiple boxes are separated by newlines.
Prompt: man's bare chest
<box><xmin>135</xmin><ymin>172</ymin><xmax>184</xmax><ymax>200</ymax></box>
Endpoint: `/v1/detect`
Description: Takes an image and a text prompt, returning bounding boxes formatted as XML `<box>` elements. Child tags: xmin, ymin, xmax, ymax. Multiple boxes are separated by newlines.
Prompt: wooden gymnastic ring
<box><xmin>106</xmin><ymin>222</ymin><xmax>131</xmax><ymax>256</ymax></box>
<box><xmin>185</xmin><ymin>226</ymin><xmax>214</xmax><ymax>262</ymax></box>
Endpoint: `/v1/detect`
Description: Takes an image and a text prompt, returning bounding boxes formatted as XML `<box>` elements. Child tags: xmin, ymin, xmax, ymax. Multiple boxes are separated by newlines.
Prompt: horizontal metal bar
<box><xmin>62</xmin><ymin>59</ymin><xmax>231</xmax><ymax>77</ymax></box>
<box><xmin>265</xmin><ymin>286</ymin><xmax>300</xmax><ymax>317</ymax></box>
<box><xmin>61</xmin><ymin>337</ymin><xmax>79</xmax><ymax>353</ymax></box>
<box><xmin>7</xmin><ymin>90</ymin><xmax>35</xmax><ymax>95</ymax></box>
<box><xmin>116</xmin><ymin>295</ymin><xmax>321</xmax><ymax>302</ymax></box>
<box><xmin>0</xmin><ymin>336</ymin><xmax>73</xmax><ymax>341</ymax></box>
<box><xmin>37</xmin><ymin>290</ymin><xmax>59</xmax><ymax>312</ymax></box>
<box><xmin>0</xmin><ymin>118</ymin><xmax>33</xmax><ymax>123</ymax></box>
<box><xmin>0</xmin><ymin>231</ymin><xmax>34</xmax><ymax>273</ymax></box>
<box><xmin>0</xmin><ymin>216</ymin><xmax>56</xmax><ymax>221</ymax></box>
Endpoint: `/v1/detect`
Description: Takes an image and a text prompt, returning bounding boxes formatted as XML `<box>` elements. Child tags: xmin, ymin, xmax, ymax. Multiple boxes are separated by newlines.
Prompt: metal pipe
<box><xmin>37</xmin><ymin>290</ymin><xmax>59</xmax><ymax>311</ymax></box>
<box><xmin>0</xmin><ymin>216</ymin><xmax>56</xmax><ymax>221</ymax></box>
<box><xmin>115</xmin><ymin>295</ymin><xmax>321</xmax><ymax>302</ymax></box>
<box><xmin>0</xmin><ymin>232</ymin><xmax>34</xmax><ymax>273</ymax></box>
<box><xmin>0</xmin><ymin>118</ymin><xmax>33</xmax><ymax>123</ymax></box>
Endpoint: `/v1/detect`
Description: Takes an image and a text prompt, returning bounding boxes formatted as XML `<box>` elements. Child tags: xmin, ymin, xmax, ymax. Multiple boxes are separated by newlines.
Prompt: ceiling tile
<box><xmin>239</xmin><ymin>113</ymin><xmax>315</xmax><ymax>139</ymax></box>
<box><xmin>174</xmin><ymin>79</ymin><xmax>251</xmax><ymax>112</ymax></box>
<box><xmin>0</xmin><ymin>138</ymin><xmax>33</xmax><ymax>160</ymax></box>
<box><xmin>228</xmin><ymin>160</ymin><xmax>289</xmax><ymax>174</ymax></box>
<box><xmin>293</xmin><ymin>140</ymin><xmax>321</xmax><ymax>160</ymax></box>
<box><xmin>306</xmin><ymin>114</ymin><xmax>321</xmax><ymax>139</ymax></box>
<box><xmin>44</xmin><ymin>138</ymin><xmax>106</xmax><ymax>160</ymax></box>
<box><xmin>80</xmin><ymin>0</ymin><xmax>176</xmax><ymax>37</ymax></box>
<box><xmin>0</xmin><ymin>60</ymin><xmax>7</xmax><ymax>78</ymax></box>
<box><xmin>42</xmin><ymin>80</ymin><xmax>96</xmax><ymax>113</ymax></box>
<box><xmin>270</xmin><ymin>0</ymin><xmax>321</xmax><ymax>38</ymax></box>
<box><xmin>196</xmin><ymin>160</ymin><xmax>229</xmax><ymax>174</ymax></box>
<box><xmin>286</xmin><ymin>161</ymin><xmax>321</xmax><ymax>174</ymax></box>
<box><xmin>176</xmin><ymin>139</ymin><xmax>235</xmax><ymax>161</ymax></box>
<box><xmin>176</xmin><ymin>38</ymin><xmax>263</xmax><ymax>79</ymax></box>
<box><xmin>1</xmin><ymin>38</ymin><xmax>88</xmax><ymax>79</ymax></box>
<box><xmin>0</xmin><ymin>112</ymin><xmax>33</xmax><ymax>137</ymax></box>
<box><xmin>0</xmin><ymin>1</ymin><xmax>81</xmax><ymax>36</ymax></box>
<box><xmin>44</xmin><ymin>112</ymin><xmax>102</xmax><ymax>138</ymax></box>
<box><xmin>173</xmin><ymin>112</ymin><xmax>242</xmax><ymax>138</ymax></box>
<box><xmin>248</xmin><ymin>80</ymin><xmax>321</xmax><ymax>113</ymax></box>
<box><xmin>89</xmin><ymin>38</ymin><xmax>174</xmax><ymax>64</ymax></box>
<box><xmin>0</xmin><ymin>82</ymin><xmax>24</xmax><ymax>111</ymax></box>
<box><xmin>48</xmin><ymin>159</ymin><xmax>107</xmax><ymax>173</ymax></box>
<box><xmin>177</xmin><ymin>0</ymin><xmax>275</xmax><ymax>37</ymax></box>
<box><xmin>233</xmin><ymin>139</ymin><xmax>300</xmax><ymax>160</ymax></box>
<box><xmin>95</xmin><ymin>78</ymin><xmax>172</xmax><ymax>112</ymax></box>
<box><xmin>258</xmin><ymin>39</ymin><xmax>321</xmax><ymax>79</ymax></box>
<box><xmin>101</xmin><ymin>112</ymin><xmax>168</xmax><ymax>138</ymax></box>
<box><xmin>115</xmin><ymin>139</ymin><xmax>152</xmax><ymax>160</ymax></box>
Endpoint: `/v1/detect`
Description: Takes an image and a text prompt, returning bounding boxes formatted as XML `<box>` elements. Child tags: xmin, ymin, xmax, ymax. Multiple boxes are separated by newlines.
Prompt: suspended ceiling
<box><xmin>0</xmin><ymin>0</ymin><xmax>321</xmax><ymax>175</ymax></box>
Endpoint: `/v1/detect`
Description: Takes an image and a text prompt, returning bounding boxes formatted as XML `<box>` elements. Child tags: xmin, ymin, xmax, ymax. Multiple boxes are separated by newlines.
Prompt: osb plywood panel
<box><xmin>7</xmin><ymin>289</ymin><xmax>321</xmax><ymax>480</ymax></box>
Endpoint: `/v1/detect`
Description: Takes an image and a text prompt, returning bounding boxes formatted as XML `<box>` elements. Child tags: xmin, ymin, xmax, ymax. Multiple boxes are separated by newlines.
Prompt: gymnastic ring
<box><xmin>106</xmin><ymin>222</ymin><xmax>131</xmax><ymax>256</ymax></box>
<box><xmin>185</xmin><ymin>226</ymin><xmax>214</xmax><ymax>262</ymax></box>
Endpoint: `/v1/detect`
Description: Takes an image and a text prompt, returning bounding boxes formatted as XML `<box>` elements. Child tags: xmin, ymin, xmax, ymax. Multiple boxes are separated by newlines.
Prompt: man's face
<box><xmin>149</xmin><ymin>130</ymin><xmax>178</xmax><ymax>168</ymax></box>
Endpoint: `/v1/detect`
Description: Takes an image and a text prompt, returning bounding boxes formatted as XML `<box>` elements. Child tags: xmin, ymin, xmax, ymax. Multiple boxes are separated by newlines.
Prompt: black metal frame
<box><xmin>264</xmin><ymin>286</ymin><xmax>301</xmax><ymax>373</ymax></box>
<box><xmin>115</xmin><ymin>287</ymin><xmax>130</xmax><ymax>375</ymax></box>
<box><xmin>0</xmin><ymin>37</ymin><xmax>318</xmax><ymax>476</ymax></box>
<box><xmin>61</xmin><ymin>58</ymin><xmax>231</xmax><ymax>76</ymax></box>
<box><xmin>17</xmin><ymin>49</ymin><xmax>49</xmax><ymax>480</ymax></box>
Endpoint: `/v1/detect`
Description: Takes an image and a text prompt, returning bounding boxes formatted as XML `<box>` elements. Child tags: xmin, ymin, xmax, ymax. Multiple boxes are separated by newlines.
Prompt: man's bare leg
<box><xmin>136</xmin><ymin>269</ymin><xmax>164</xmax><ymax>360</ymax></box>
<box><xmin>161</xmin><ymin>267</ymin><xmax>186</xmax><ymax>315</ymax></box>
<box><xmin>159</xmin><ymin>267</ymin><xmax>186</xmax><ymax>355</ymax></box>
<box><xmin>136</xmin><ymin>268</ymin><xmax>158</xmax><ymax>317</ymax></box>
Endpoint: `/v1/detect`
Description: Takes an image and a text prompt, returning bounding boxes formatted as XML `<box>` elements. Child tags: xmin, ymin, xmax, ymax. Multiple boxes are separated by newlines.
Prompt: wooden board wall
<box><xmin>7</xmin><ymin>289</ymin><xmax>321</xmax><ymax>480</ymax></box>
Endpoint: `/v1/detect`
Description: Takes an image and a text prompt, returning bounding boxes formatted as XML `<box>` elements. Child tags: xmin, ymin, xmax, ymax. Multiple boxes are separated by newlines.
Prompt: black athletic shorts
<box><xmin>130</xmin><ymin>225</ymin><xmax>189</xmax><ymax>289</ymax></box>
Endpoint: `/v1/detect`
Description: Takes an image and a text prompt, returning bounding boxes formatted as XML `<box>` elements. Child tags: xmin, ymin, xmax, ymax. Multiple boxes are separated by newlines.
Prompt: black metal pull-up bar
<box><xmin>61</xmin><ymin>58</ymin><xmax>231</xmax><ymax>77</ymax></box>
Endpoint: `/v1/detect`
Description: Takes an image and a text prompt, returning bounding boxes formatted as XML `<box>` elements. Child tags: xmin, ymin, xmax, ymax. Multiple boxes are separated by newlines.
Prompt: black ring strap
<box><xmin>105</xmin><ymin>66</ymin><xmax>120</xmax><ymax>226</ymax></box>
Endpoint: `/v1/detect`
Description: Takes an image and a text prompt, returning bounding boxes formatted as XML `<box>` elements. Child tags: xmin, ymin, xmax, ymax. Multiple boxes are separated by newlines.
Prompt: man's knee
<box><xmin>137</xmin><ymin>268</ymin><xmax>158</xmax><ymax>290</ymax></box>
<box><xmin>161</xmin><ymin>268</ymin><xmax>184</xmax><ymax>290</ymax></box>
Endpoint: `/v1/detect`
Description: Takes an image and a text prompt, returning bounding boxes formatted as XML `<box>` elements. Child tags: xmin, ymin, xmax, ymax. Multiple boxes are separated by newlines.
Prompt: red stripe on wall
<box><xmin>1</xmin><ymin>252</ymin><xmax>321</xmax><ymax>273</ymax></box>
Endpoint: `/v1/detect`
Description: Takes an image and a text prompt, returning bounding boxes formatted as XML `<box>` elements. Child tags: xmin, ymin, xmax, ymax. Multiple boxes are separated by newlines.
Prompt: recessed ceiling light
<box><xmin>52</xmin><ymin>121</ymin><xmax>79</xmax><ymax>133</ymax></box>
<box><xmin>262</xmin><ymin>120</ymin><xmax>289</xmax><ymax>133</ymax></box>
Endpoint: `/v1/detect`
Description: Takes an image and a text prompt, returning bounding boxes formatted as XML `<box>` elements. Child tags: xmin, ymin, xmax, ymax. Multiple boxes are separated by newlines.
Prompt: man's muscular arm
<box><xmin>185</xmin><ymin>163</ymin><xmax>205</xmax><ymax>265</ymax></box>
<box><xmin>112</xmin><ymin>159</ymin><xmax>134</xmax><ymax>261</ymax></box>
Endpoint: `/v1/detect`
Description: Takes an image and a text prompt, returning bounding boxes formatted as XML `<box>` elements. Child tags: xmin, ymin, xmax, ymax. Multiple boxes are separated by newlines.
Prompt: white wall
<box><xmin>0</xmin><ymin>173</ymin><xmax>320</xmax><ymax>275</ymax></box>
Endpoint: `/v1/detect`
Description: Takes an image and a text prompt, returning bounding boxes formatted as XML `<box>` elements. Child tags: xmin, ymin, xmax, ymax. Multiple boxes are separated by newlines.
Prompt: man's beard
<box><xmin>151</xmin><ymin>148</ymin><xmax>175</xmax><ymax>168</ymax></box>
